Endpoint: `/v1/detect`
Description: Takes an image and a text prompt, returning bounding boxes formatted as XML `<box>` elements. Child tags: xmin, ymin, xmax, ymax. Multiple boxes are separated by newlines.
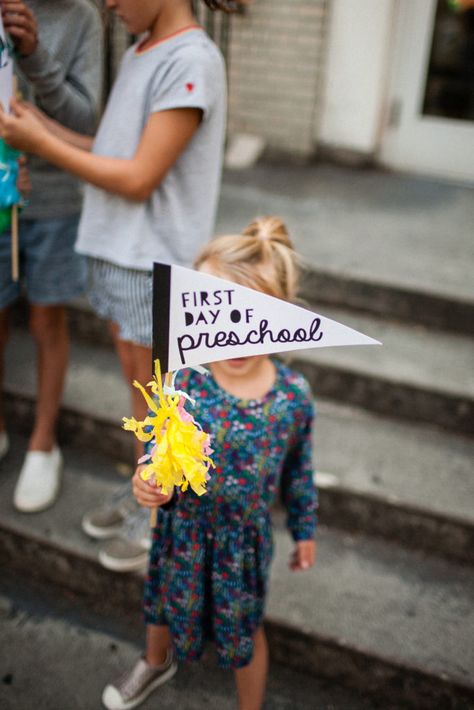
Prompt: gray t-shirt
<box><xmin>76</xmin><ymin>29</ymin><xmax>226</xmax><ymax>270</ymax></box>
<box><xmin>17</xmin><ymin>0</ymin><xmax>103</xmax><ymax>219</ymax></box>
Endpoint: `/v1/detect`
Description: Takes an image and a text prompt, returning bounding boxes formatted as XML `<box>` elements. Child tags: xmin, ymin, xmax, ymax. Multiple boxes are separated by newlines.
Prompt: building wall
<box><xmin>227</xmin><ymin>0</ymin><xmax>329</xmax><ymax>156</ymax></box>
<box><xmin>318</xmin><ymin>0</ymin><xmax>396</xmax><ymax>155</ymax></box>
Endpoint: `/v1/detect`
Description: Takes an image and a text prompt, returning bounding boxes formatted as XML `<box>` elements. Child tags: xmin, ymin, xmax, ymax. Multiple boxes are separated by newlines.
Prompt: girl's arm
<box><xmin>0</xmin><ymin>99</ymin><xmax>202</xmax><ymax>201</ymax></box>
<box><xmin>24</xmin><ymin>102</ymin><xmax>94</xmax><ymax>151</ymax></box>
<box><xmin>280</xmin><ymin>396</ymin><xmax>318</xmax><ymax>570</ymax></box>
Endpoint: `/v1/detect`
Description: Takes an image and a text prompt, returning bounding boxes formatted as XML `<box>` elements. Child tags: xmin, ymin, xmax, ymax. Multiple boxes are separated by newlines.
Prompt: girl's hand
<box><xmin>0</xmin><ymin>98</ymin><xmax>49</xmax><ymax>153</ymax></box>
<box><xmin>132</xmin><ymin>465</ymin><xmax>173</xmax><ymax>509</ymax></box>
<box><xmin>289</xmin><ymin>540</ymin><xmax>317</xmax><ymax>571</ymax></box>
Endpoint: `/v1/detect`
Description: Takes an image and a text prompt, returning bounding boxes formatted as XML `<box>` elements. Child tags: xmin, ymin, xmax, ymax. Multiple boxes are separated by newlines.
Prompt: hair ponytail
<box><xmin>195</xmin><ymin>216</ymin><xmax>299</xmax><ymax>302</ymax></box>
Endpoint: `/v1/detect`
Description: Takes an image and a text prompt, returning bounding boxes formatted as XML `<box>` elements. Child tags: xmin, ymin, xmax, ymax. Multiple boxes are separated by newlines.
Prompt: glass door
<box><xmin>381</xmin><ymin>0</ymin><xmax>474</xmax><ymax>182</ymax></box>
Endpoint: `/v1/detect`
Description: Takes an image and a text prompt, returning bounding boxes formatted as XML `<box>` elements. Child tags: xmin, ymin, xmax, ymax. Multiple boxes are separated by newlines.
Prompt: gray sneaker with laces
<box><xmin>97</xmin><ymin>503</ymin><xmax>151</xmax><ymax>572</ymax></box>
<box><xmin>82</xmin><ymin>485</ymin><xmax>151</xmax><ymax>542</ymax></box>
<box><xmin>82</xmin><ymin>484</ymin><xmax>134</xmax><ymax>540</ymax></box>
<box><xmin>98</xmin><ymin>536</ymin><xmax>149</xmax><ymax>572</ymax></box>
<box><xmin>102</xmin><ymin>650</ymin><xmax>177</xmax><ymax>710</ymax></box>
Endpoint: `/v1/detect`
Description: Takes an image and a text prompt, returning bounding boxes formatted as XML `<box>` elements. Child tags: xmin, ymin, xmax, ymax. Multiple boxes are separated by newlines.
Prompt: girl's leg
<box><xmin>28</xmin><ymin>304</ymin><xmax>69</xmax><ymax>451</ymax></box>
<box><xmin>234</xmin><ymin>626</ymin><xmax>269</xmax><ymax>710</ymax></box>
<box><xmin>146</xmin><ymin>624</ymin><xmax>174</xmax><ymax>666</ymax></box>
<box><xmin>109</xmin><ymin>322</ymin><xmax>152</xmax><ymax>458</ymax></box>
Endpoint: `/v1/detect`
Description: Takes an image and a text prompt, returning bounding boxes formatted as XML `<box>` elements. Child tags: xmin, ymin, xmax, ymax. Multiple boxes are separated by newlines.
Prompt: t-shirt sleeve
<box><xmin>149</xmin><ymin>48</ymin><xmax>218</xmax><ymax>120</ymax></box>
<box><xmin>280</xmin><ymin>395</ymin><xmax>318</xmax><ymax>542</ymax></box>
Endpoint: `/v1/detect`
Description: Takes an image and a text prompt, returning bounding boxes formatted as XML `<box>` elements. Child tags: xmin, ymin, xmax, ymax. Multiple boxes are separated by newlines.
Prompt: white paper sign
<box><xmin>0</xmin><ymin>15</ymin><xmax>13</xmax><ymax>113</ymax></box>
<box><xmin>153</xmin><ymin>263</ymin><xmax>381</xmax><ymax>372</ymax></box>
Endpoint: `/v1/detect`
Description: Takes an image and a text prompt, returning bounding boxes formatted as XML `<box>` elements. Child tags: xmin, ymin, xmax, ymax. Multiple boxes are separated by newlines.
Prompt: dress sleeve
<box><xmin>280</xmin><ymin>398</ymin><xmax>318</xmax><ymax>541</ymax></box>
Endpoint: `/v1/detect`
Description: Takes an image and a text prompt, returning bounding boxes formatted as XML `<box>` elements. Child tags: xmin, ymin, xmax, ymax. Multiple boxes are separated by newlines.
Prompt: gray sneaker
<box><xmin>98</xmin><ymin>537</ymin><xmax>149</xmax><ymax>572</ymax></box>
<box><xmin>102</xmin><ymin>650</ymin><xmax>177</xmax><ymax>710</ymax></box>
<box><xmin>82</xmin><ymin>506</ymin><xmax>125</xmax><ymax>540</ymax></box>
<box><xmin>82</xmin><ymin>485</ymin><xmax>137</xmax><ymax>540</ymax></box>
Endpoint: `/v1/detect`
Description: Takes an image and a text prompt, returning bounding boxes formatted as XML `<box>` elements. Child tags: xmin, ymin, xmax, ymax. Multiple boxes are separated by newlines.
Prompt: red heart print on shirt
<box><xmin>186</xmin><ymin>83</ymin><xmax>194</xmax><ymax>92</ymax></box>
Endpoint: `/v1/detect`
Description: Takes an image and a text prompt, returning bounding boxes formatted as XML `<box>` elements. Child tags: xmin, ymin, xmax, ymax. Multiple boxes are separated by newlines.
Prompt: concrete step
<box><xmin>0</xmin><ymin>441</ymin><xmax>472</xmax><ymax>709</ymax></box>
<box><xmin>292</xmin><ymin>305</ymin><xmax>474</xmax><ymax>435</ymax></box>
<box><xmin>4</xmin><ymin>331</ymin><xmax>474</xmax><ymax>561</ymax></box>
<box><xmin>0</xmin><ymin>574</ymin><xmax>375</xmax><ymax>710</ymax></box>
<box><xmin>315</xmin><ymin>400</ymin><xmax>474</xmax><ymax>563</ymax></box>
<box><xmin>218</xmin><ymin>164</ymin><xmax>474</xmax><ymax>335</ymax></box>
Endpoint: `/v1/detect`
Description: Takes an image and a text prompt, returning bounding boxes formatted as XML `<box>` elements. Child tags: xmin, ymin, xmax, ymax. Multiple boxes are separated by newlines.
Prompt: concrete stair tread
<box><xmin>296</xmin><ymin>305</ymin><xmax>474</xmax><ymax>400</ymax></box>
<box><xmin>0</xmin><ymin>579</ymin><xmax>374</xmax><ymax>710</ymax></box>
<box><xmin>219</xmin><ymin>164</ymin><xmax>474</xmax><ymax>305</ymax></box>
<box><xmin>315</xmin><ymin>399</ymin><xmax>474</xmax><ymax>525</ymax></box>
<box><xmin>0</xmin><ymin>441</ymin><xmax>473</xmax><ymax>690</ymax></box>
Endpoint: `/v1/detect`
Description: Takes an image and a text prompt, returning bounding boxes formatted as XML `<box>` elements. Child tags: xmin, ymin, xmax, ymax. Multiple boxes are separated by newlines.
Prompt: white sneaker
<box><xmin>0</xmin><ymin>431</ymin><xmax>9</xmax><ymax>461</ymax></box>
<box><xmin>13</xmin><ymin>446</ymin><xmax>63</xmax><ymax>513</ymax></box>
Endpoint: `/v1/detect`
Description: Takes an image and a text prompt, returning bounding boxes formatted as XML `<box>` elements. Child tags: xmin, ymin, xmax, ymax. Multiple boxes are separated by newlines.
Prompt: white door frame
<box><xmin>380</xmin><ymin>0</ymin><xmax>474</xmax><ymax>183</ymax></box>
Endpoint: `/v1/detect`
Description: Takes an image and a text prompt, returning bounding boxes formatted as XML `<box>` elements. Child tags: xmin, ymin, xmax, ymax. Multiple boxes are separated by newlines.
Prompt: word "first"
<box><xmin>181</xmin><ymin>289</ymin><xmax>235</xmax><ymax>308</ymax></box>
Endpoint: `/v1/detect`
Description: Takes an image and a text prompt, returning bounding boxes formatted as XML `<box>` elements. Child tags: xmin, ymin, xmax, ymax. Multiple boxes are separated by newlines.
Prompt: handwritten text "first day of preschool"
<box><xmin>177</xmin><ymin>288</ymin><xmax>323</xmax><ymax>364</ymax></box>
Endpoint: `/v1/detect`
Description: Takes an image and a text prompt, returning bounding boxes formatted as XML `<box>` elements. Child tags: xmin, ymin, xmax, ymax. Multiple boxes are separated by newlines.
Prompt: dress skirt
<box><xmin>144</xmin><ymin>506</ymin><xmax>273</xmax><ymax>669</ymax></box>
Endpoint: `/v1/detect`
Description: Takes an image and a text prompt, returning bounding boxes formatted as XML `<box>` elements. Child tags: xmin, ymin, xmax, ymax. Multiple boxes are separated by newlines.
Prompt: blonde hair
<box><xmin>194</xmin><ymin>217</ymin><xmax>299</xmax><ymax>302</ymax></box>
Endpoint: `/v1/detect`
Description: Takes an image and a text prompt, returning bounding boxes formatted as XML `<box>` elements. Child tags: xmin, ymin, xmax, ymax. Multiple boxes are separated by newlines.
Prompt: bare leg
<box><xmin>110</xmin><ymin>322</ymin><xmax>152</xmax><ymax>459</ymax></box>
<box><xmin>146</xmin><ymin>624</ymin><xmax>173</xmax><ymax>666</ymax></box>
<box><xmin>234</xmin><ymin>627</ymin><xmax>269</xmax><ymax>710</ymax></box>
<box><xmin>0</xmin><ymin>308</ymin><xmax>10</xmax><ymax>433</ymax></box>
<box><xmin>28</xmin><ymin>304</ymin><xmax>69</xmax><ymax>451</ymax></box>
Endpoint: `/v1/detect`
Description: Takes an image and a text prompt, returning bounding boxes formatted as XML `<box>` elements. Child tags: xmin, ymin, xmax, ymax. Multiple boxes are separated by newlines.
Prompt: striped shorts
<box><xmin>87</xmin><ymin>258</ymin><xmax>152</xmax><ymax>346</ymax></box>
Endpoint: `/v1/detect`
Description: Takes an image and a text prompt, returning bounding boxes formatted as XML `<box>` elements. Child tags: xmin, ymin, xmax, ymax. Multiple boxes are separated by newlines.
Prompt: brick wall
<box><xmin>227</xmin><ymin>0</ymin><xmax>329</xmax><ymax>156</ymax></box>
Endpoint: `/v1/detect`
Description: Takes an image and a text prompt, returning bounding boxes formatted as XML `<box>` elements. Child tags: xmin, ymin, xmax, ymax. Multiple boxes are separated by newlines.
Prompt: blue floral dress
<box><xmin>144</xmin><ymin>360</ymin><xmax>317</xmax><ymax>668</ymax></box>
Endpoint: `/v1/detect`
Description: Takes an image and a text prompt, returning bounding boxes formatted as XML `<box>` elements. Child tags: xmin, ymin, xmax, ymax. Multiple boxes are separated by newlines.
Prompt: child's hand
<box><xmin>2</xmin><ymin>1</ymin><xmax>38</xmax><ymax>57</ymax></box>
<box><xmin>132</xmin><ymin>464</ymin><xmax>173</xmax><ymax>509</ymax></box>
<box><xmin>289</xmin><ymin>540</ymin><xmax>317</xmax><ymax>571</ymax></box>
<box><xmin>0</xmin><ymin>98</ymin><xmax>48</xmax><ymax>153</ymax></box>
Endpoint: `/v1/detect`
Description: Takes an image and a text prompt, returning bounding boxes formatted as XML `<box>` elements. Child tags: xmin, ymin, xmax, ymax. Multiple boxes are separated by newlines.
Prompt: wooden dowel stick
<box><xmin>11</xmin><ymin>203</ymin><xmax>19</xmax><ymax>282</ymax></box>
<box><xmin>150</xmin><ymin>507</ymin><xmax>158</xmax><ymax>528</ymax></box>
<box><xmin>149</xmin><ymin>370</ymin><xmax>173</xmax><ymax>529</ymax></box>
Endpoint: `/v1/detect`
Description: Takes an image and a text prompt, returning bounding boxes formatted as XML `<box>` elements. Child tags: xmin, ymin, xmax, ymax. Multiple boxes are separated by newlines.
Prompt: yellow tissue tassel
<box><xmin>122</xmin><ymin>359</ymin><xmax>213</xmax><ymax>497</ymax></box>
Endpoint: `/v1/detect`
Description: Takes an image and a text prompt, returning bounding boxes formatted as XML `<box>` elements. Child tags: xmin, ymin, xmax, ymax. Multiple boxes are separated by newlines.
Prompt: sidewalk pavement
<box><xmin>217</xmin><ymin>163</ymin><xmax>474</xmax><ymax>304</ymax></box>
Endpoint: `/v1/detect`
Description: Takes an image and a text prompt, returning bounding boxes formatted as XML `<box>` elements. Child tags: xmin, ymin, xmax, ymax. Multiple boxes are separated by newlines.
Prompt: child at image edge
<box><xmin>103</xmin><ymin>217</ymin><xmax>318</xmax><ymax>710</ymax></box>
<box><xmin>0</xmin><ymin>0</ymin><xmax>229</xmax><ymax>563</ymax></box>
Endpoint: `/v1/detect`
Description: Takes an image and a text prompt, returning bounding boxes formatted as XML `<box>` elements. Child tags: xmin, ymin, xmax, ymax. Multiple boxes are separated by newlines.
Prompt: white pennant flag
<box><xmin>153</xmin><ymin>262</ymin><xmax>381</xmax><ymax>372</ymax></box>
<box><xmin>0</xmin><ymin>15</ymin><xmax>13</xmax><ymax>113</ymax></box>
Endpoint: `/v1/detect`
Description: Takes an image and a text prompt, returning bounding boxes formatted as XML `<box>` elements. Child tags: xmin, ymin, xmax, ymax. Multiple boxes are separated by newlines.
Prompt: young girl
<box><xmin>103</xmin><ymin>217</ymin><xmax>318</xmax><ymax>710</ymax></box>
<box><xmin>0</xmin><ymin>0</ymin><xmax>233</xmax><ymax>564</ymax></box>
